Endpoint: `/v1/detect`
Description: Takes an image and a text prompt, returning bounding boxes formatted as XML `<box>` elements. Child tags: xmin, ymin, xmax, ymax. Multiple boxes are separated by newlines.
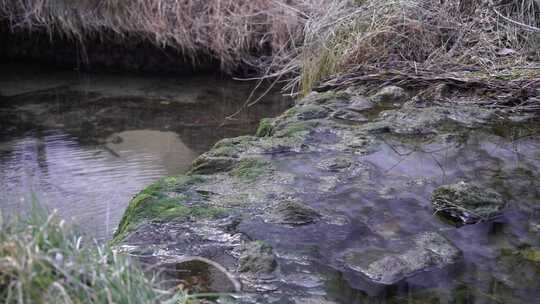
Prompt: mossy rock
<box><xmin>432</xmin><ymin>181</ymin><xmax>505</xmax><ymax>225</ymax></box>
<box><xmin>112</xmin><ymin>175</ymin><xmax>228</xmax><ymax>243</ymax></box>
<box><xmin>295</xmin><ymin>105</ymin><xmax>331</xmax><ymax>120</ymax></box>
<box><xmin>238</xmin><ymin>241</ymin><xmax>277</xmax><ymax>274</ymax></box>
<box><xmin>189</xmin><ymin>155</ymin><xmax>237</xmax><ymax>175</ymax></box>
<box><xmin>230</xmin><ymin>158</ymin><xmax>270</xmax><ymax>182</ymax></box>
<box><xmin>273</xmin><ymin>121</ymin><xmax>318</xmax><ymax>138</ymax></box>
<box><xmin>211</xmin><ymin>135</ymin><xmax>256</xmax><ymax>157</ymax></box>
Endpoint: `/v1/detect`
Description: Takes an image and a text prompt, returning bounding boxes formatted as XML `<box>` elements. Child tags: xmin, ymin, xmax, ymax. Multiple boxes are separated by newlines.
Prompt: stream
<box><xmin>0</xmin><ymin>63</ymin><xmax>292</xmax><ymax>241</ymax></box>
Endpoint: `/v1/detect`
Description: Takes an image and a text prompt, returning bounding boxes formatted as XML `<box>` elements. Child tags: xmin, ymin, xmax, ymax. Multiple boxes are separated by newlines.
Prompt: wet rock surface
<box><xmin>344</xmin><ymin>232</ymin><xmax>461</xmax><ymax>285</ymax></box>
<box><xmin>114</xmin><ymin>89</ymin><xmax>540</xmax><ymax>303</ymax></box>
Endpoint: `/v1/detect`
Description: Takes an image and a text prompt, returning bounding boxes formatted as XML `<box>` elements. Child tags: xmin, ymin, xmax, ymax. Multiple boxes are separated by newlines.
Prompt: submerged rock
<box><xmin>432</xmin><ymin>181</ymin><xmax>506</xmax><ymax>225</ymax></box>
<box><xmin>238</xmin><ymin>241</ymin><xmax>278</xmax><ymax>274</ymax></box>
<box><xmin>371</xmin><ymin>86</ymin><xmax>408</xmax><ymax>104</ymax></box>
<box><xmin>267</xmin><ymin>201</ymin><xmax>321</xmax><ymax>226</ymax></box>
<box><xmin>345</xmin><ymin>232</ymin><xmax>462</xmax><ymax>285</ymax></box>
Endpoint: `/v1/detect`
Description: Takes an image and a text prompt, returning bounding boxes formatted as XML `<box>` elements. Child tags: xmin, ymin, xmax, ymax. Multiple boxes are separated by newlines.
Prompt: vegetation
<box><xmin>230</xmin><ymin>158</ymin><xmax>270</xmax><ymax>182</ymax></box>
<box><xmin>0</xmin><ymin>203</ymin><xmax>205</xmax><ymax>304</ymax></box>
<box><xmin>113</xmin><ymin>175</ymin><xmax>228</xmax><ymax>243</ymax></box>
<box><xmin>255</xmin><ymin>118</ymin><xmax>274</xmax><ymax>137</ymax></box>
<box><xmin>1</xmin><ymin>1</ymin><xmax>538</xmax><ymax>96</ymax></box>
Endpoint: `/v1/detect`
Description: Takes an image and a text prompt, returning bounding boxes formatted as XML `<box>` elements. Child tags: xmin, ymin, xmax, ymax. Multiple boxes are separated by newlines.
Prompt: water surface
<box><xmin>0</xmin><ymin>64</ymin><xmax>292</xmax><ymax>240</ymax></box>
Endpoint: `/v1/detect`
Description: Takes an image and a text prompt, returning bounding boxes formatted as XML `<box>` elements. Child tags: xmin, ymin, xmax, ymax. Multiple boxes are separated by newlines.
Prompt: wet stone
<box><xmin>267</xmin><ymin>201</ymin><xmax>321</xmax><ymax>226</ymax></box>
<box><xmin>371</xmin><ymin>86</ymin><xmax>408</xmax><ymax>104</ymax></box>
<box><xmin>296</xmin><ymin>105</ymin><xmax>331</xmax><ymax>120</ymax></box>
<box><xmin>346</xmin><ymin>96</ymin><xmax>376</xmax><ymax>112</ymax></box>
<box><xmin>238</xmin><ymin>241</ymin><xmax>278</xmax><ymax>274</ymax></box>
<box><xmin>332</xmin><ymin>109</ymin><xmax>368</xmax><ymax>123</ymax></box>
<box><xmin>432</xmin><ymin>181</ymin><xmax>506</xmax><ymax>225</ymax></box>
<box><xmin>345</xmin><ymin>232</ymin><xmax>461</xmax><ymax>285</ymax></box>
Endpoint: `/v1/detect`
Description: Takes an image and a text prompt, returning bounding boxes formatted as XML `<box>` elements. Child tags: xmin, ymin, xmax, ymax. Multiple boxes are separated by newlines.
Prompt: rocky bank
<box><xmin>113</xmin><ymin>86</ymin><xmax>540</xmax><ymax>303</ymax></box>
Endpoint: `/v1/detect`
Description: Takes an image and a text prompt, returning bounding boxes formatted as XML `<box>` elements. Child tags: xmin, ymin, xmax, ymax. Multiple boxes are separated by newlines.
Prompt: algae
<box><xmin>274</xmin><ymin>121</ymin><xmax>318</xmax><ymax>138</ymax></box>
<box><xmin>112</xmin><ymin>174</ymin><xmax>227</xmax><ymax>243</ymax></box>
<box><xmin>230</xmin><ymin>158</ymin><xmax>270</xmax><ymax>182</ymax></box>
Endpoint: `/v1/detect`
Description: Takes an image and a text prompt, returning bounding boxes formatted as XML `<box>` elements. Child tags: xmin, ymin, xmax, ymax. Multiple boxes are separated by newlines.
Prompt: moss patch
<box><xmin>211</xmin><ymin>135</ymin><xmax>256</xmax><ymax>157</ymax></box>
<box><xmin>256</xmin><ymin>118</ymin><xmax>274</xmax><ymax>137</ymax></box>
<box><xmin>189</xmin><ymin>155</ymin><xmax>237</xmax><ymax>175</ymax></box>
<box><xmin>112</xmin><ymin>174</ymin><xmax>228</xmax><ymax>243</ymax></box>
<box><xmin>230</xmin><ymin>158</ymin><xmax>270</xmax><ymax>182</ymax></box>
<box><xmin>274</xmin><ymin>121</ymin><xmax>318</xmax><ymax>138</ymax></box>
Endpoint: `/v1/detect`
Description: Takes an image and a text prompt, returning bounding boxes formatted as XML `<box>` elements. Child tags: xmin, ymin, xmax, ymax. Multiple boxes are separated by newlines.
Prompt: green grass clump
<box><xmin>256</xmin><ymin>118</ymin><xmax>274</xmax><ymax>137</ymax></box>
<box><xmin>0</xmin><ymin>204</ymin><xmax>197</xmax><ymax>303</ymax></box>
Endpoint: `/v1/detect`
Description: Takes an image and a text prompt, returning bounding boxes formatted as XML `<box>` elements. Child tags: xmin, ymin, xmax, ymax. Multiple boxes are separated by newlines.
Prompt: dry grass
<box><xmin>0</xmin><ymin>0</ymin><xmax>538</xmax><ymax>96</ymax></box>
<box><xmin>286</xmin><ymin>0</ymin><xmax>540</xmax><ymax>94</ymax></box>
<box><xmin>0</xmin><ymin>0</ymin><xmax>321</xmax><ymax>71</ymax></box>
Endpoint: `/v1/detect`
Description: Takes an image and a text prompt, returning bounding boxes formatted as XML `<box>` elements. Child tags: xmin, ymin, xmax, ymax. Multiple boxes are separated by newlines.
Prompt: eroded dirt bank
<box><xmin>0</xmin><ymin>26</ymin><xmax>216</xmax><ymax>73</ymax></box>
<box><xmin>113</xmin><ymin>86</ymin><xmax>540</xmax><ymax>303</ymax></box>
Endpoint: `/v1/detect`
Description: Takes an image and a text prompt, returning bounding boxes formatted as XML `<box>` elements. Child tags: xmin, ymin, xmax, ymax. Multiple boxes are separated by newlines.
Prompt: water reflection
<box><xmin>0</xmin><ymin>64</ymin><xmax>292</xmax><ymax>240</ymax></box>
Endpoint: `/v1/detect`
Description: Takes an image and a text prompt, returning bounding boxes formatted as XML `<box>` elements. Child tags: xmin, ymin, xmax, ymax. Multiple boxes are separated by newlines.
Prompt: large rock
<box><xmin>345</xmin><ymin>232</ymin><xmax>462</xmax><ymax>285</ymax></box>
<box><xmin>432</xmin><ymin>181</ymin><xmax>506</xmax><ymax>225</ymax></box>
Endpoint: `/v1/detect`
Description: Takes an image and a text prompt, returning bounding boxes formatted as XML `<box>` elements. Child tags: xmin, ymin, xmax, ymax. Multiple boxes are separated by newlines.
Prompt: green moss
<box><xmin>256</xmin><ymin>118</ymin><xmax>274</xmax><ymax>137</ymax></box>
<box><xmin>112</xmin><ymin>174</ymin><xmax>225</xmax><ymax>243</ymax></box>
<box><xmin>230</xmin><ymin>158</ymin><xmax>270</xmax><ymax>182</ymax></box>
<box><xmin>283</xmin><ymin>107</ymin><xmax>299</xmax><ymax>118</ymax></box>
<box><xmin>211</xmin><ymin>135</ymin><xmax>255</xmax><ymax>157</ymax></box>
<box><xmin>140</xmin><ymin>174</ymin><xmax>205</xmax><ymax>195</ymax></box>
<box><xmin>189</xmin><ymin>155</ymin><xmax>237</xmax><ymax>175</ymax></box>
<box><xmin>275</xmin><ymin>121</ymin><xmax>317</xmax><ymax>138</ymax></box>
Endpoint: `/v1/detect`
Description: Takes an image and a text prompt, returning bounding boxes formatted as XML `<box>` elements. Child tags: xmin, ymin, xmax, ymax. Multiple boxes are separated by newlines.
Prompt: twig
<box><xmin>493</xmin><ymin>8</ymin><xmax>540</xmax><ymax>33</ymax></box>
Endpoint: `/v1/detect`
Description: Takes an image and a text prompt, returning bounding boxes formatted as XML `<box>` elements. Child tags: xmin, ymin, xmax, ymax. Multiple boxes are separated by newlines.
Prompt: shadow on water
<box><xmin>0</xmin><ymin>63</ymin><xmax>292</xmax><ymax>241</ymax></box>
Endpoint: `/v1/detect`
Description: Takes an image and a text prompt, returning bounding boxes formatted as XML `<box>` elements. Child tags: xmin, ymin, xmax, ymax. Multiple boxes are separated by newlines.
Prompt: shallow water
<box><xmin>0</xmin><ymin>64</ymin><xmax>292</xmax><ymax>240</ymax></box>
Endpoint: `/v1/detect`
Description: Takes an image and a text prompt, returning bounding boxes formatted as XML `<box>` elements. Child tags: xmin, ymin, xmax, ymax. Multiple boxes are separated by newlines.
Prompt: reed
<box><xmin>0</xmin><ymin>202</ymin><xmax>195</xmax><ymax>303</ymax></box>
